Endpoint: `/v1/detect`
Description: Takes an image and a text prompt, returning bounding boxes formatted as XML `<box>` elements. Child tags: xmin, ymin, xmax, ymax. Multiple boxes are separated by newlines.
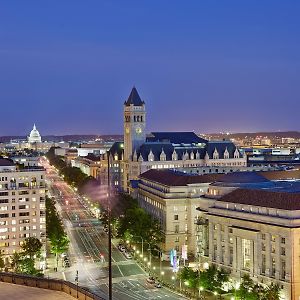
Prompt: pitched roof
<box><xmin>140</xmin><ymin>169</ymin><xmax>223</xmax><ymax>186</ymax></box>
<box><xmin>147</xmin><ymin>132</ymin><xmax>207</xmax><ymax>144</ymax></box>
<box><xmin>217</xmin><ymin>171</ymin><xmax>270</xmax><ymax>184</ymax></box>
<box><xmin>219</xmin><ymin>188</ymin><xmax>300</xmax><ymax>210</ymax></box>
<box><xmin>109</xmin><ymin>142</ymin><xmax>124</xmax><ymax>160</ymax></box>
<box><xmin>206</xmin><ymin>140</ymin><xmax>240</xmax><ymax>159</ymax></box>
<box><xmin>0</xmin><ymin>158</ymin><xmax>15</xmax><ymax>166</ymax></box>
<box><xmin>124</xmin><ymin>87</ymin><xmax>145</xmax><ymax>106</ymax></box>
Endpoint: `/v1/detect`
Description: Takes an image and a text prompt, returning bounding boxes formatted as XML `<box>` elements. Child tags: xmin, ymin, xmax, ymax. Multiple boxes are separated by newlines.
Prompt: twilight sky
<box><xmin>0</xmin><ymin>1</ymin><xmax>300</xmax><ymax>136</ymax></box>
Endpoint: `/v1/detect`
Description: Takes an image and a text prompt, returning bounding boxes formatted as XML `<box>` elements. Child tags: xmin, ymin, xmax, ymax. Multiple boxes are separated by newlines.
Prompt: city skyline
<box><xmin>1</xmin><ymin>1</ymin><xmax>300</xmax><ymax>135</ymax></box>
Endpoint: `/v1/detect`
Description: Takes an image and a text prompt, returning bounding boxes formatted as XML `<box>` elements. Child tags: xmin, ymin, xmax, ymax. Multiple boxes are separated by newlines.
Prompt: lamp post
<box><xmin>107</xmin><ymin>151</ymin><xmax>112</xmax><ymax>300</ymax></box>
<box><xmin>132</xmin><ymin>235</ymin><xmax>144</xmax><ymax>258</ymax></box>
<box><xmin>75</xmin><ymin>270</ymin><xmax>79</xmax><ymax>298</ymax></box>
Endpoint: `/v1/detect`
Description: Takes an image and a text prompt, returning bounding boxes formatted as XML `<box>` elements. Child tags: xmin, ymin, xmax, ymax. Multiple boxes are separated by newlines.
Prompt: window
<box><xmin>262</xmin><ymin>243</ymin><xmax>266</xmax><ymax>251</ymax></box>
<box><xmin>174</xmin><ymin>215</ymin><xmax>178</xmax><ymax>220</ymax></box>
<box><xmin>281</xmin><ymin>237</ymin><xmax>286</xmax><ymax>244</ymax></box>
<box><xmin>261</xmin><ymin>254</ymin><xmax>266</xmax><ymax>274</ymax></box>
<box><xmin>281</xmin><ymin>247</ymin><xmax>286</xmax><ymax>256</ymax></box>
<box><xmin>174</xmin><ymin>225</ymin><xmax>179</xmax><ymax>233</ymax></box>
<box><xmin>271</xmin><ymin>258</ymin><xmax>276</xmax><ymax>277</ymax></box>
<box><xmin>271</xmin><ymin>235</ymin><xmax>276</xmax><ymax>242</ymax></box>
<box><xmin>229</xmin><ymin>246</ymin><xmax>233</xmax><ymax>265</ymax></box>
<box><xmin>242</xmin><ymin>239</ymin><xmax>251</xmax><ymax>271</ymax></box>
<box><xmin>281</xmin><ymin>260</ymin><xmax>286</xmax><ymax>279</ymax></box>
<box><xmin>271</xmin><ymin>245</ymin><xmax>276</xmax><ymax>254</ymax></box>
<box><xmin>175</xmin><ymin>236</ymin><xmax>179</xmax><ymax>242</ymax></box>
<box><xmin>261</xmin><ymin>233</ymin><xmax>266</xmax><ymax>240</ymax></box>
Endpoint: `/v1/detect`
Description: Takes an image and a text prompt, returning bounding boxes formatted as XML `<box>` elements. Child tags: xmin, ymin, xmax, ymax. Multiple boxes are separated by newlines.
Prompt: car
<box><xmin>124</xmin><ymin>252</ymin><xmax>132</xmax><ymax>259</ymax></box>
<box><xmin>146</xmin><ymin>277</ymin><xmax>155</xmax><ymax>284</ymax></box>
<box><xmin>155</xmin><ymin>282</ymin><xmax>162</xmax><ymax>288</ymax></box>
<box><xmin>64</xmin><ymin>261</ymin><xmax>70</xmax><ymax>268</ymax></box>
<box><xmin>117</xmin><ymin>244</ymin><xmax>126</xmax><ymax>250</ymax></box>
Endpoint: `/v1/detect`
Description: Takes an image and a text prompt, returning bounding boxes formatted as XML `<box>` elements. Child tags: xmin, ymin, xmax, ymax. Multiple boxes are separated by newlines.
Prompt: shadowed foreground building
<box><xmin>137</xmin><ymin>169</ymin><xmax>300</xmax><ymax>300</ymax></box>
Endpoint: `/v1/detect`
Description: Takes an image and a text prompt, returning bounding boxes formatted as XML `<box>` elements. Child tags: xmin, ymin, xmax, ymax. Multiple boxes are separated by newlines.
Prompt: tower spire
<box><xmin>124</xmin><ymin>87</ymin><xmax>145</xmax><ymax>106</ymax></box>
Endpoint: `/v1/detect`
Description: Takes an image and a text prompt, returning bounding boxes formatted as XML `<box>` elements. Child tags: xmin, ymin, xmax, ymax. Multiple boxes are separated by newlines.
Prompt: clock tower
<box><xmin>124</xmin><ymin>87</ymin><xmax>146</xmax><ymax>161</ymax></box>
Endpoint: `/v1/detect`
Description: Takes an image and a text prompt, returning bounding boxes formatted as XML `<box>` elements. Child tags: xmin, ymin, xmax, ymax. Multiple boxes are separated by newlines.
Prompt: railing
<box><xmin>0</xmin><ymin>272</ymin><xmax>105</xmax><ymax>300</ymax></box>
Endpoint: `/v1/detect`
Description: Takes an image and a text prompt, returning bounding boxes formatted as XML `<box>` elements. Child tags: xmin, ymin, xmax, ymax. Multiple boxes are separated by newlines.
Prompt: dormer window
<box><xmin>160</xmin><ymin>149</ymin><xmax>166</xmax><ymax>161</ymax></box>
<box><xmin>172</xmin><ymin>150</ymin><xmax>178</xmax><ymax>161</ymax></box>
<box><xmin>183</xmin><ymin>151</ymin><xmax>189</xmax><ymax>161</ymax></box>
<box><xmin>234</xmin><ymin>148</ymin><xmax>240</xmax><ymax>159</ymax></box>
<box><xmin>224</xmin><ymin>147</ymin><xmax>229</xmax><ymax>159</ymax></box>
<box><xmin>213</xmin><ymin>148</ymin><xmax>219</xmax><ymax>159</ymax></box>
<box><xmin>190</xmin><ymin>152</ymin><xmax>194</xmax><ymax>160</ymax></box>
<box><xmin>148</xmin><ymin>150</ymin><xmax>154</xmax><ymax>162</ymax></box>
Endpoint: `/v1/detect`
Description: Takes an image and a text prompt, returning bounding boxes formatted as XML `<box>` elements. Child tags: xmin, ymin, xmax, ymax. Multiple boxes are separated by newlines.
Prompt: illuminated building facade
<box><xmin>107</xmin><ymin>87</ymin><xmax>247</xmax><ymax>191</ymax></box>
<box><xmin>0</xmin><ymin>158</ymin><xmax>46</xmax><ymax>263</ymax></box>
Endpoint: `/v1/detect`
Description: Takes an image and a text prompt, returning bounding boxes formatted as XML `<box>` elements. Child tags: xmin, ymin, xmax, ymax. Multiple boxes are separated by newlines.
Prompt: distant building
<box><xmin>28</xmin><ymin>124</ymin><xmax>42</xmax><ymax>144</ymax></box>
<box><xmin>0</xmin><ymin>158</ymin><xmax>46</xmax><ymax>264</ymax></box>
<box><xmin>71</xmin><ymin>154</ymin><xmax>100</xmax><ymax>178</ymax></box>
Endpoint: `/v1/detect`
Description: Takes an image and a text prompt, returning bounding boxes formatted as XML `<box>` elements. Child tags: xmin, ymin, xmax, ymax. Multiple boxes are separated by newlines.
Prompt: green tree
<box><xmin>21</xmin><ymin>237</ymin><xmax>42</xmax><ymax>260</ymax></box>
<box><xmin>50</xmin><ymin>235</ymin><xmax>69</xmax><ymax>268</ymax></box>
<box><xmin>0</xmin><ymin>250</ymin><xmax>5</xmax><ymax>271</ymax></box>
<box><xmin>10</xmin><ymin>252</ymin><xmax>22</xmax><ymax>272</ymax></box>
<box><xmin>261</xmin><ymin>283</ymin><xmax>281</xmax><ymax>300</ymax></box>
<box><xmin>180</xmin><ymin>266</ymin><xmax>198</xmax><ymax>290</ymax></box>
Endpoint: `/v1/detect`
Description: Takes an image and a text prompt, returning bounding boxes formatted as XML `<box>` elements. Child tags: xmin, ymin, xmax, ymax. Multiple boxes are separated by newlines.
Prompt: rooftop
<box><xmin>124</xmin><ymin>87</ymin><xmax>145</xmax><ymax>106</ymax></box>
<box><xmin>219</xmin><ymin>188</ymin><xmax>300</xmax><ymax>210</ymax></box>
<box><xmin>140</xmin><ymin>169</ymin><xmax>223</xmax><ymax>186</ymax></box>
<box><xmin>0</xmin><ymin>158</ymin><xmax>15</xmax><ymax>166</ymax></box>
<box><xmin>0</xmin><ymin>282</ymin><xmax>74</xmax><ymax>300</ymax></box>
<box><xmin>147</xmin><ymin>131</ymin><xmax>207</xmax><ymax>144</ymax></box>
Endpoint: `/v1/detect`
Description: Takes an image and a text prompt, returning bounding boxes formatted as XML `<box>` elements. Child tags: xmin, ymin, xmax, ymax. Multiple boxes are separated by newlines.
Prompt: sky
<box><xmin>0</xmin><ymin>1</ymin><xmax>300</xmax><ymax>136</ymax></box>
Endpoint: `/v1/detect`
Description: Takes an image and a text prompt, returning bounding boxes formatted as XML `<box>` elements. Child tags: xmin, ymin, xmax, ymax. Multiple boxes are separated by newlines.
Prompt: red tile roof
<box><xmin>140</xmin><ymin>169</ymin><xmax>223</xmax><ymax>186</ymax></box>
<box><xmin>259</xmin><ymin>169</ymin><xmax>300</xmax><ymax>181</ymax></box>
<box><xmin>220</xmin><ymin>188</ymin><xmax>300</xmax><ymax>210</ymax></box>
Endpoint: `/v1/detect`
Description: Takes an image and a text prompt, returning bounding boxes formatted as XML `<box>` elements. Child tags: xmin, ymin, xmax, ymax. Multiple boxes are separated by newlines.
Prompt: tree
<box><xmin>21</xmin><ymin>237</ymin><xmax>42</xmax><ymax>260</ymax></box>
<box><xmin>261</xmin><ymin>283</ymin><xmax>281</xmax><ymax>300</ymax></box>
<box><xmin>119</xmin><ymin>206</ymin><xmax>163</xmax><ymax>247</ymax></box>
<box><xmin>0</xmin><ymin>250</ymin><xmax>5</xmax><ymax>271</ymax></box>
<box><xmin>180</xmin><ymin>266</ymin><xmax>198</xmax><ymax>290</ymax></box>
<box><xmin>10</xmin><ymin>252</ymin><xmax>22</xmax><ymax>272</ymax></box>
<box><xmin>50</xmin><ymin>234</ymin><xmax>69</xmax><ymax>268</ymax></box>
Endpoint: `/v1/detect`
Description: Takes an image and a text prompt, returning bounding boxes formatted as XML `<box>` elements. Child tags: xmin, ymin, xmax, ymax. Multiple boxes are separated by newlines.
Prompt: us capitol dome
<box><xmin>28</xmin><ymin>124</ymin><xmax>42</xmax><ymax>143</ymax></box>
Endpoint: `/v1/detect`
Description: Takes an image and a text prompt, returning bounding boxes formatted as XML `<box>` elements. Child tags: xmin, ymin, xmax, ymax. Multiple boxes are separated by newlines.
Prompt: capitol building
<box><xmin>28</xmin><ymin>124</ymin><xmax>42</xmax><ymax>144</ymax></box>
<box><xmin>0</xmin><ymin>124</ymin><xmax>68</xmax><ymax>153</ymax></box>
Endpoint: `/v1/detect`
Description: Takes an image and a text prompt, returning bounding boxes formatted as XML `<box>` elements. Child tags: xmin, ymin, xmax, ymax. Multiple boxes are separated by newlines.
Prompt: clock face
<box><xmin>136</xmin><ymin>127</ymin><xmax>142</xmax><ymax>134</ymax></box>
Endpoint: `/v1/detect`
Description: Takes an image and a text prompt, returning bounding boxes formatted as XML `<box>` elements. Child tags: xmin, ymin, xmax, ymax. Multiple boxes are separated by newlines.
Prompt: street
<box><xmin>41</xmin><ymin>157</ymin><xmax>185</xmax><ymax>300</ymax></box>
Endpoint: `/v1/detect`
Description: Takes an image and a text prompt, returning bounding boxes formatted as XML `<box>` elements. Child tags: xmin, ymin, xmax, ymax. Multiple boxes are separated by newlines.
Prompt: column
<box><xmin>275</xmin><ymin>235</ymin><xmax>281</xmax><ymax>280</ymax></box>
<box><xmin>253</xmin><ymin>236</ymin><xmax>260</xmax><ymax>277</ymax></box>
<box><xmin>224</xmin><ymin>226</ymin><xmax>229</xmax><ymax>266</ymax></box>
<box><xmin>233</xmin><ymin>236</ymin><xmax>237</xmax><ymax>274</ymax></box>
<box><xmin>265</xmin><ymin>233</ymin><xmax>271</xmax><ymax>277</ymax></box>
<box><xmin>216</xmin><ymin>224</ymin><xmax>222</xmax><ymax>263</ymax></box>
<box><xmin>250</xmin><ymin>240</ymin><xmax>254</xmax><ymax>276</ymax></box>
<box><xmin>236</xmin><ymin>237</ymin><xmax>242</xmax><ymax>276</ymax></box>
<box><xmin>208</xmin><ymin>222</ymin><xmax>214</xmax><ymax>261</ymax></box>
